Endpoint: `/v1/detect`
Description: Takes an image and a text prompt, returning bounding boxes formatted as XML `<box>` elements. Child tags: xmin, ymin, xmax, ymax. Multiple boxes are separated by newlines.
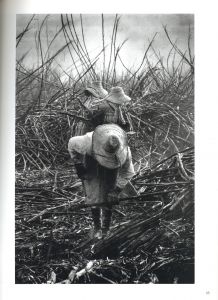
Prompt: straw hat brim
<box><xmin>85</xmin><ymin>87</ymin><xmax>108</xmax><ymax>98</ymax></box>
<box><xmin>92</xmin><ymin>124</ymin><xmax>128</xmax><ymax>169</ymax></box>
<box><xmin>105</xmin><ymin>94</ymin><xmax>131</xmax><ymax>105</ymax></box>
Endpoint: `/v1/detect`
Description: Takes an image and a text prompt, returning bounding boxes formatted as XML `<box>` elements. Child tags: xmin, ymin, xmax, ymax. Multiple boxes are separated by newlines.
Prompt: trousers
<box><xmin>83</xmin><ymin>155</ymin><xmax>118</xmax><ymax>205</ymax></box>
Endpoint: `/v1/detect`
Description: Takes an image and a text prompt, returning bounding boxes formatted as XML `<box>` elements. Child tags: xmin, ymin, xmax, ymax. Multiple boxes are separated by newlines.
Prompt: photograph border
<box><xmin>1</xmin><ymin>0</ymin><xmax>218</xmax><ymax>299</ymax></box>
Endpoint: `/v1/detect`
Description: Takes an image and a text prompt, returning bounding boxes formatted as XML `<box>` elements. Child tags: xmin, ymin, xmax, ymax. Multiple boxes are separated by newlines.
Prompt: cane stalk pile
<box><xmin>15</xmin><ymin>14</ymin><xmax>194</xmax><ymax>283</ymax></box>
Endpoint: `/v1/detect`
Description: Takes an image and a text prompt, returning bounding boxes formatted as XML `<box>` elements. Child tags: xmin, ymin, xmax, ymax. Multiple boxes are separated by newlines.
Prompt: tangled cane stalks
<box><xmin>16</xmin><ymin>147</ymin><xmax>194</xmax><ymax>283</ymax></box>
<box><xmin>15</xmin><ymin>14</ymin><xmax>194</xmax><ymax>283</ymax></box>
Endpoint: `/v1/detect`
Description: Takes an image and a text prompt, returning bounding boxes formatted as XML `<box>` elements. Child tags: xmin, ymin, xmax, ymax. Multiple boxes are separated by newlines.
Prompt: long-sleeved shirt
<box><xmin>68</xmin><ymin>131</ymin><xmax>135</xmax><ymax>190</ymax></box>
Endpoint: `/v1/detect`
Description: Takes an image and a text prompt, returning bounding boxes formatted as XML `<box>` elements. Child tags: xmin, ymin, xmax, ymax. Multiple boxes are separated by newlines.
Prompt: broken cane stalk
<box><xmin>27</xmin><ymin>189</ymin><xmax>181</xmax><ymax>223</ymax></box>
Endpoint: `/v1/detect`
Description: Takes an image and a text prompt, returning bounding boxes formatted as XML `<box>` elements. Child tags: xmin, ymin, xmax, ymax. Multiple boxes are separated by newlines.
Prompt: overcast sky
<box><xmin>16</xmin><ymin>14</ymin><xmax>194</xmax><ymax>80</ymax></box>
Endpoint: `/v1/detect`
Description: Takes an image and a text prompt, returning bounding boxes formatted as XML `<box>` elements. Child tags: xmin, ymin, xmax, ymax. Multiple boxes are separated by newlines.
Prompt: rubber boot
<box><xmin>102</xmin><ymin>206</ymin><xmax>112</xmax><ymax>238</ymax></box>
<box><xmin>91</xmin><ymin>208</ymin><xmax>101</xmax><ymax>239</ymax></box>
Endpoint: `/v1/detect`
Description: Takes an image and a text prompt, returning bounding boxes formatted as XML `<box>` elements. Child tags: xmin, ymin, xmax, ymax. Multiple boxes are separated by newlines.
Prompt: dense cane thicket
<box><xmin>15</xmin><ymin>14</ymin><xmax>194</xmax><ymax>284</ymax></box>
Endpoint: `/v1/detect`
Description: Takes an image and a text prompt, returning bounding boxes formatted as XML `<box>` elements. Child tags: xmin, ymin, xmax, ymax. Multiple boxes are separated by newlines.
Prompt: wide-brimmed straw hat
<box><xmin>84</xmin><ymin>81</ymin><xmax>108</xmax><ymax>98</ymax></box>
<box><xmin>92</xmin><ymin>124</ymin><xmax>128</xmax><ymax>169</ymax></box>
<box><xmin>104</xmin><ymin>86</ymin><xmax>131</xmax><ymax>105</ymax></box>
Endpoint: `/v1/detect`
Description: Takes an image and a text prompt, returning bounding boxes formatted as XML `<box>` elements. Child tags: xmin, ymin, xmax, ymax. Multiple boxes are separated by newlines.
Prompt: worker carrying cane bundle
<box><xmin>75</xmin><ymin>84</ymin><xmax>132</xmax><ymax>137</ymax></box>
<box><xmin>68</xmin><ymin>124</ymin><xmax>136</xmax><ymax>239</ymax></box>
<box><xmin>75</xmin><ymin>81</ymin><xmax>108</xmax><ymax>136</ymax></box>
<box><xmin>90</xmin><ymin>86</ymin><xmax>132</xmax><ymax>131</ymax></box>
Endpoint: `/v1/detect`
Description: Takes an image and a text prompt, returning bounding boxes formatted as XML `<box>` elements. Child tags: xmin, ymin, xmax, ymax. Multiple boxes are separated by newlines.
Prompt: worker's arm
<box><xmin>107</xmin><ymin>148</ymin><xmax>136</xmax><ymax>202</ymax></box>
<box><xmin>116</xmin><ymin>148</ymin><xmax>135</xmax><ymax>189</ymax></box>
<box><xmin>68</xmin><ymin>133</ymin><xmax>93</xmax><ymax>180</ymax></box>
<box><xmin>69</xmin><ymin>150</ymin><xmax>87</xmax><ymax>180</ymax></box>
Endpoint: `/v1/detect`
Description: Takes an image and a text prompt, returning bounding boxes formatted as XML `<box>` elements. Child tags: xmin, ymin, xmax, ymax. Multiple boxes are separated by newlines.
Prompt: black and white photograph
<box><xmin>14</xmin><ymin>14</ymin><xmax>195</xmax><ymax>284</ymax></box>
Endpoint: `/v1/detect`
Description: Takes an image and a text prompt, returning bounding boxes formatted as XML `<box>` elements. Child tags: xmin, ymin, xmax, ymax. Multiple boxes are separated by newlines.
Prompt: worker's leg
<box><xmin>91</xmin><ymin>207</ymin><xmax>101</xmax><ymax>238</ymax></box>
<box><xmin>100</xmin><ymin>166</ymin><xmax>117</xmax><ymax>238</ymax></box>
<box><xmin>102</xmin><ymin>204</ymin><xmax>112</xmax><ymax>237</ymax></box>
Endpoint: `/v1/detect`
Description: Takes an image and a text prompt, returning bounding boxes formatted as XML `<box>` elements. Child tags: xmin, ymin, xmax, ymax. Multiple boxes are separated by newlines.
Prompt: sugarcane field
<box><xmin>15</xmin><ymin>14</ymin><xmax>194</xmax><ymax>284</ymax></box>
